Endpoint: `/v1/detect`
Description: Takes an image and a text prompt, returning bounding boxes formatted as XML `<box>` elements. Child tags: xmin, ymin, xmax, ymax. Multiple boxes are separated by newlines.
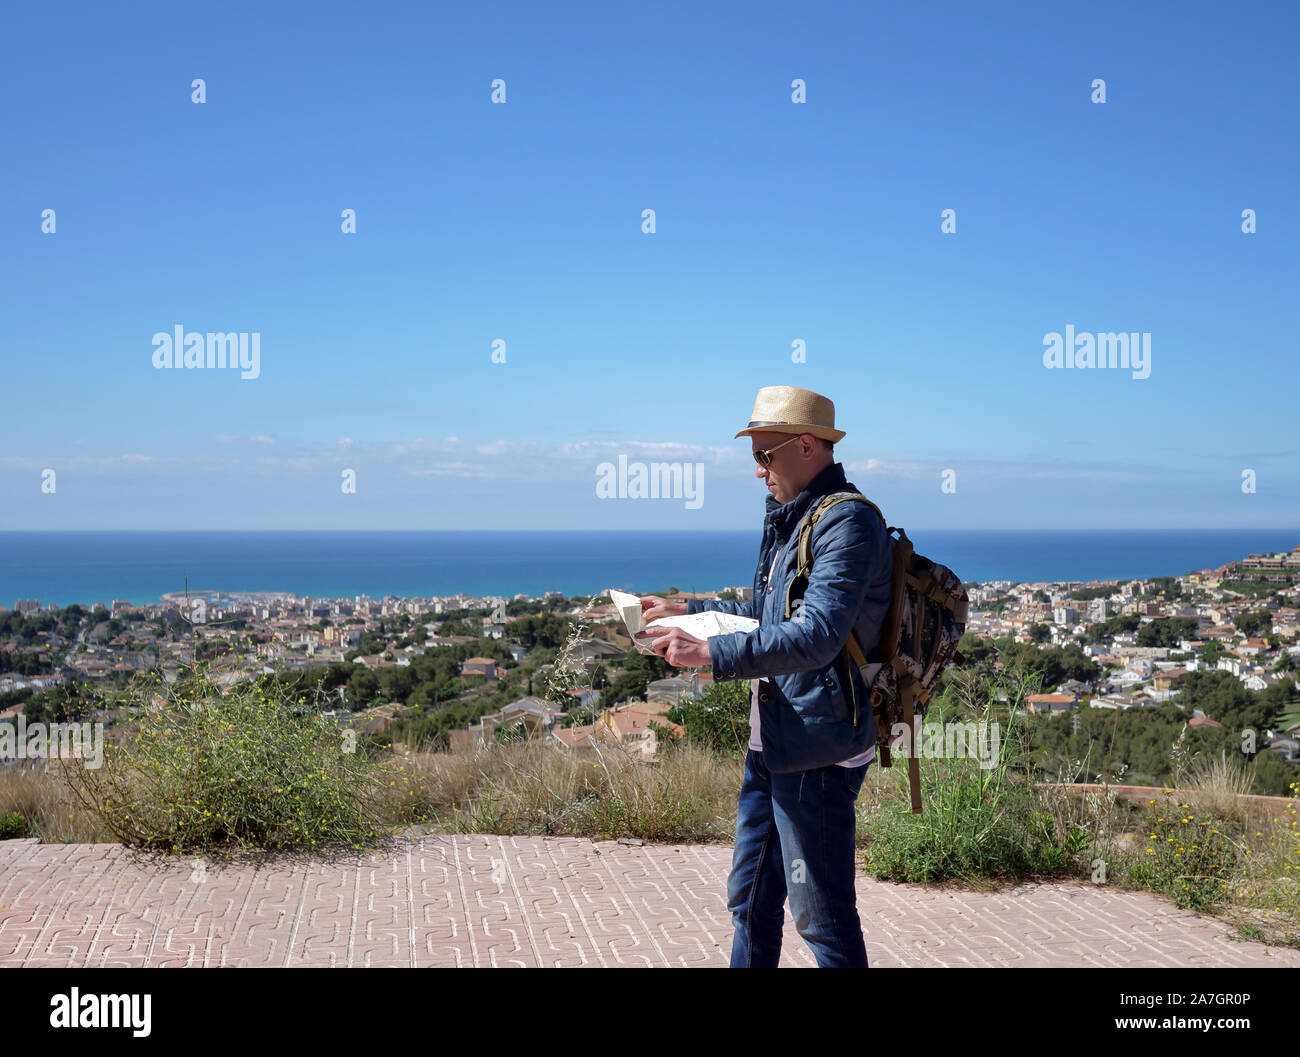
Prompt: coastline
<box><xmin>2</xmin><ymin>528</ymin><xmax>1298</xmax><ymax>609</ymax></box>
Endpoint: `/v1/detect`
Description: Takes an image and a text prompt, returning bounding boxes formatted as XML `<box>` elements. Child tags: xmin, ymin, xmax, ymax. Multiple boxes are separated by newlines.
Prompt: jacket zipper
<box><xmin>847</xmin><ymin>657</ymin><xmax>858</xmax><ymax>726</ymax></box>
<box><xmin>774</xmin><ymin>530</ymin><xmax>860</xmax><ymax>728</ymax></box>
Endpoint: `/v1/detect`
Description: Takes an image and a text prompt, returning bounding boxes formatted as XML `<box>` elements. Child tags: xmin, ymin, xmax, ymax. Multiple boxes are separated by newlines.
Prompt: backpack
<box><xmin>784</xmin><ymin>491</ymin><xmax>969</xmax><ymax>814</ymax></box>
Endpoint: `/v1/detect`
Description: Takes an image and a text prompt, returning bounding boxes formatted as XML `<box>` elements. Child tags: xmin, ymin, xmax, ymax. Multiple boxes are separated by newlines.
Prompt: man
<box><xmin>638</xmin><ymin>385</ymin><xmax>892</xmax><ymax>968</ymax></box>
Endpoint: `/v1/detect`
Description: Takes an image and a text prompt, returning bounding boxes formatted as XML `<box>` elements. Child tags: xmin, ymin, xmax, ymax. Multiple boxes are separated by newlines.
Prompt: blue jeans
<box><xmin>728</xmin><ymin>748</ymin><xmax>869</xmax><ymax>968</ymax></box>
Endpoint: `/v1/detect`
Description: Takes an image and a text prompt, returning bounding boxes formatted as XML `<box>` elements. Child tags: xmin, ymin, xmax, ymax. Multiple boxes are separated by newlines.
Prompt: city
<box><xmin>4</xmin><ymin>543</ymin><xmax>1299</xmax><ymax>775</ymax></box>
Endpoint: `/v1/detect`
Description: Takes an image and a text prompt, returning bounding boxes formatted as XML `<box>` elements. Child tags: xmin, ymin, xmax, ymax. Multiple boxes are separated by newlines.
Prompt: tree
<box><xmin>510</xmin><ymin>613</ymin><xmax>570</xmax><ymax>650</ymax></box>
<box><xmin>995</xmin><ymin>641</ymin><xmax>1102</xmax><ymax>690</ymax></box>
<box><xmin>1199</xmin><ymin>640</ymin><xmax>1226</xmax><ymax>666</ymax></box>
<box><xmin>346</xmin><ymin>668</ymin><xmax>381</xmax><ymax>710</ymax></box>
<box><xmin>956</xmin><ymin>632</ymin><xmax>997</xmax><ymax>665</ymax></box>
<box><xmin>1146</xmin><ymin>577</ymin><xmax>1184</xmax><ymax>601</ymax></box>
<box><xmin>1233</xmin><ymin>610</ymin><xmax>1273</xmax><ymax>638</ymax></box>
<box><xmin>24</xmin><ymin>681</ymin><xmax>95</xmax><ymax>723</ymax></box>
<box><xmin>1137</xmin><ymin>618</ymin><xmax>1198</xmax><ymax>648</ymax></box>
<box><xmin>377</xmin><ymin>666</ymin><xmax>417</xmax><ymax>704</ymax></box>
<box><xmin>1176</xmin><ymin>670</ymin><xmax>1282</xmax><ymax>734</ymax></box>
<box><xmin>1086</xmin><ymin>615</ymin><xmax>1141</xmax><ymax>644</ymax></box>
<box><xmin>601</xmin><ymin>671</ymin><xmax>648</xmax><ymax>708</ymax></box>
<box><xmin>1252</xmin><ymin>747</ymin><xmax>1300</xmax><ymax>794</ymax></box>
<box><xmin>664</xmin><ymin>680</ymin><xmax>750</xmax><ymax>759</ymax></box>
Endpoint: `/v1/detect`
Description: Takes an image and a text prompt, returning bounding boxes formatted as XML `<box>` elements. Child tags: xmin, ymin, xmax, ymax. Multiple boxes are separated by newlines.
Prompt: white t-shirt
<box><xmin>747</xmin><ymin>550</ymin><xmax>874</xmax><ymax>768</ymax></box>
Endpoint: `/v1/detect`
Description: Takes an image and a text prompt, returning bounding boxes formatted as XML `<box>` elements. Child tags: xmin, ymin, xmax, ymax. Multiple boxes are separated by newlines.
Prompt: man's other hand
<box><xmin>635</xmin><ymin>626</ymin><xmax>710</xmax><ymax>669</ymax></box>
<box><xmin>641</xmin><ymin>595</ymin><xmax>689</xmax><ymax>622</ymax></box>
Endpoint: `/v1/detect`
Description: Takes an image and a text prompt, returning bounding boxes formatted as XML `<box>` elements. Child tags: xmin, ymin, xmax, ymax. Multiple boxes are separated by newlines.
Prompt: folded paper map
<box><xmin>607</xmin><ymin>588</ymin><xmax>759</xmax><ymax>655</ymax></box>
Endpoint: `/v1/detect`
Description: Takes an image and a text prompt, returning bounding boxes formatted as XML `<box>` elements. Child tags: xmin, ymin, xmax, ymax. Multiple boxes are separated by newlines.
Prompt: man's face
<box><xmin>751</xmin><ymin>431</ymin><xmax>814</xmax><ymax>504</ymax></box>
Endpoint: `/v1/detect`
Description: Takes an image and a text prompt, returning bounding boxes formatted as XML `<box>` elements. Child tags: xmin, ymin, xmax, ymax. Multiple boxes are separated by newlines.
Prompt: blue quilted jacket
<box><xmin>685</xmin><ymin>461</ymin><xmax>893</xmax><ymax>772</ymax></box>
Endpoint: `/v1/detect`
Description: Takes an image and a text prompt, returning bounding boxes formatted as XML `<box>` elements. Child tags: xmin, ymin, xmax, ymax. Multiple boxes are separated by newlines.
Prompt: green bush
<box><xmin>862</xmin><ymin>665</ymin><xmax>1091</xmax><ymax>885</ymax></box>
<box><xmin>864</xmin><ymin>774</ymin><xmax>1091</xmax><ymax>885</ymax></box>
<box><xmin>1125</xmin><ymin>801</ymin><xmax>1239</xmax><ymax>912</ymax></box>
<box><xmin>664</xmin><ymin>679</ymin><xmax>750</xmax><ymax>760</ymax></box>
<box><xmin>64</xmin><ymin>665</ymin><xmax>392</xmax><ymax>853</ymax></box>
<box><xmin>0</xmin><ymin>810</ymin><xmax>27</xmax><ymax>839</ymax></box>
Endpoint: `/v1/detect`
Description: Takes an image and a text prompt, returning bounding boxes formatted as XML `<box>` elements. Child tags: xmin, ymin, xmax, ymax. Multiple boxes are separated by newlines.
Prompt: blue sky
<box><xmin>2</xmin><ymin>0</ymin><xmax>1297</xmax><ymax>530</ymax></box>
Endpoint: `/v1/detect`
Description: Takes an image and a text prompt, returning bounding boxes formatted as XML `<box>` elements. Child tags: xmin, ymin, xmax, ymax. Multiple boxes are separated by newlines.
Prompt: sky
<box><xmin>1</xmin><ymin>0</ymin><xmax>1297</xmax><ymax>531</ymax></box>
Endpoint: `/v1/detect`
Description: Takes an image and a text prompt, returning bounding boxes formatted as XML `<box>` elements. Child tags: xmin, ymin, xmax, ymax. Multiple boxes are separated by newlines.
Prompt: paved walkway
<box><xmin>1</xmin><ymin>835</ymin><xmax>1295</xmax><ymax>968</ymax></box>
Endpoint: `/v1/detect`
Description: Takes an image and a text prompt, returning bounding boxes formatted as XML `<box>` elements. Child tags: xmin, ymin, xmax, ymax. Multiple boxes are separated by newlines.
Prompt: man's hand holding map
<box><xmin>607</xmin><ymin>588</ymin><xmax>759</xmax><ymax>666</ymax></box>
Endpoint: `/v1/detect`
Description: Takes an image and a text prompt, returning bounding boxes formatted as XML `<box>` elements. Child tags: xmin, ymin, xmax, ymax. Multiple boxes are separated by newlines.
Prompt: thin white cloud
<box><xmin>0</xmin><ymin>440</ymin><xmax>1193</xmax><ymax>491</ymax></box>
<box><xmin>208</xmin><ymin>433</ymin><xmax>275</xmax><ymax>446</ymax></box>
<box><xmin>846</xmin><ymin>455</ymin><xmax>1168</xmax><ymax>485</ymax></box>
<box><xmin>411</xmin><ymin>463</ymin><xmax>494</xmax><ymax>479</ymax></box>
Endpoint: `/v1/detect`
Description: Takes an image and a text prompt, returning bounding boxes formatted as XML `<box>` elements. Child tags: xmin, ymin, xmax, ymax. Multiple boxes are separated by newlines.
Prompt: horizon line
<box><xmin>2</xmin><ymin>527</ymin><xmax>1300</xmax><ymax>535</ymax></box>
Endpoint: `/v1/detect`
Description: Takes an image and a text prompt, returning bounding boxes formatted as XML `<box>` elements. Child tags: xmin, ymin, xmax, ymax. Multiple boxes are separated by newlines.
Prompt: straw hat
<box><xmin>734</xmin><ymin>385</ymin><xmax>845</xmax><ymax>443</ymax></box>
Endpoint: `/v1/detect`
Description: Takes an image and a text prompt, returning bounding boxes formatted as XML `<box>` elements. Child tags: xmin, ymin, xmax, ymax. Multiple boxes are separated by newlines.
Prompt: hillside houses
<box><xmin>351</xmin><ymin>654</ymin><xmax>400</xmax><ymax>669</ymax></box>
<box><xmin>552</xmin><ymin>701</ymin><xmax>685</xmax><ymax>758</ymax></box>
<box><xmin>447</xmin><ymin>697</ymin><xmax>561</xmax><ymax>751</ymax></box>
<box><xmin>565</xmin><ymin>639</ymin><xmax>625</xmax><ymax>665</ymax></box>
<box><xmin>6</xmin><ymin>556</ymin><xmax>1298</xmax><ymax>782</ymax></box>
<box><xmin>971</xmin><ymin>563</ymin><xmax>1300</xmax><ymax>714</ymax></box>
<box><xmin>1151</xmin><ymin>668</ymin><xmax>1189</xmax><ymax>693</ymax></box>
<box><xmin>1026</xmin><ymin>693</ymin><xmax>1078</xmax><ymax>715</ymax></box>
<box><xmin>1090</xmin><ymin>692</ymin><xmax>1158</xmax><ymax>710</ymax></box>
<box><xmin>446</xmin><ymin>694</ymin><xmax>686</xmax><ymax>760</ymax></box>
<box><xmin>459</xmin><ymin>656</ymin><xmax>499</xmax><ymax>680</ymax></box>
<box><xmin>564</xmin><ymin>687</ymin><xmax>600</xmax><ymax>709</ymax></box>
<box><xmin>647</xmin><ymin>671</ymin><xmax>712</xmax><ymax>706</ymax></box>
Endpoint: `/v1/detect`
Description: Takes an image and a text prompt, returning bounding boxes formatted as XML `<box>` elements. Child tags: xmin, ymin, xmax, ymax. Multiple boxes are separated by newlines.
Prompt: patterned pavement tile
<box><xmin>0</xmin><ymin>835</ymin><xmax>1297</xmax><ymax>968</ymax></box>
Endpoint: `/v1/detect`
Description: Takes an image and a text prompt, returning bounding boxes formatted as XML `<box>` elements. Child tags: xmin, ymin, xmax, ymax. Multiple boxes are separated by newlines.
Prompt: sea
<box><xmin>1</xmin><ymin>529</ymin><xmax>1298</xmax><ymax>609</ymax></box>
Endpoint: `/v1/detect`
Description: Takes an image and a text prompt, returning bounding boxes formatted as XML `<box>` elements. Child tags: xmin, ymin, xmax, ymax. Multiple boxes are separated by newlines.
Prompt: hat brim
<box><xmin>735</xmin><ymin>423</ymin><xmax>846</xmax><ymax>443</ymax></box>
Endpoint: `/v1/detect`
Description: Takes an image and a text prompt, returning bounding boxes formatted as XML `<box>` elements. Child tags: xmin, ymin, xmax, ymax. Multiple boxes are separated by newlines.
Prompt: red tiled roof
<box><xmin>552</xmin><ymin>725</ymin><xmax>598</xmax><ymax>748</ymax></box>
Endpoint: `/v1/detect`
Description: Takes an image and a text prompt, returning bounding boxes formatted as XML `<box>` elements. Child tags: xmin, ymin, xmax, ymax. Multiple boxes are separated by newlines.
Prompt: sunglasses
<box><xmin>752</xmin><ymin>434</ymin><xmax>804</xmax><ymax>466</ymax></box>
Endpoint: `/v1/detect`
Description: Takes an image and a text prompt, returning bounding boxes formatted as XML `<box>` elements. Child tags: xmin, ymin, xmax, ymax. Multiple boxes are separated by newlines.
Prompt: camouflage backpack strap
<box><xmin>783</xmin><ymin>491</ymin><xmax>887</xmax><ymax>620</ymax></box>
<box><xmin>904</xmin><ymin>569</ymin><xmax>968</xmax><ymax>622</ymax></box>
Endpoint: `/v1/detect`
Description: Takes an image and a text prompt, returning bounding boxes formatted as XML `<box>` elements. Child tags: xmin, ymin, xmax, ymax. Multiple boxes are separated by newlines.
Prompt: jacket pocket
<box><xmin>819</xmin><ymin>663</ymin><xmax>853</xmax><ymax>724</ymax></box>
<box><xmin>778</xmin><ymin>667</ymin><xmax>848</xmax><ymax>724</ymax></box>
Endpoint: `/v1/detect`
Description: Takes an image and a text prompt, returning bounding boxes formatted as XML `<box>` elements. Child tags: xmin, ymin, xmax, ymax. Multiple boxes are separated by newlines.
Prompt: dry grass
<box><xmin>1095</xmin><ymin>756</ymin><xmax>1300</xmax><ymax>946</ymax></box>
<box><xmin>1218</xmin><ymin>778</ymin><xmax>1300</xmax><ymax>948</ymax></box>
<box><xmin>6</xmin><ymin>711</ymin><xmax>1296</xmax><ymax>951</ymax></box>
<box><xmin>378</xmin><ymin>733</ymin><xmax>743</xmax><ymax>843</ymax></box>
<box><xmin>1174</xmin><ymin>748</ymin><xmax>1261</xmax><ymax>828</ymax></box>
<box><xmin>3</xmin><ymin>734</ymin><xmax>745</xmax><ymax>847</ymax></box>
<box><xmin>1033</xmin><ymin>757</ymin><xmax>1140</xmax><ymax>869</ymax></box>
<box><xmin>0</xmin><ymin>764</ymin><xmax>110</xmax><ymax>844</ymax></box>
